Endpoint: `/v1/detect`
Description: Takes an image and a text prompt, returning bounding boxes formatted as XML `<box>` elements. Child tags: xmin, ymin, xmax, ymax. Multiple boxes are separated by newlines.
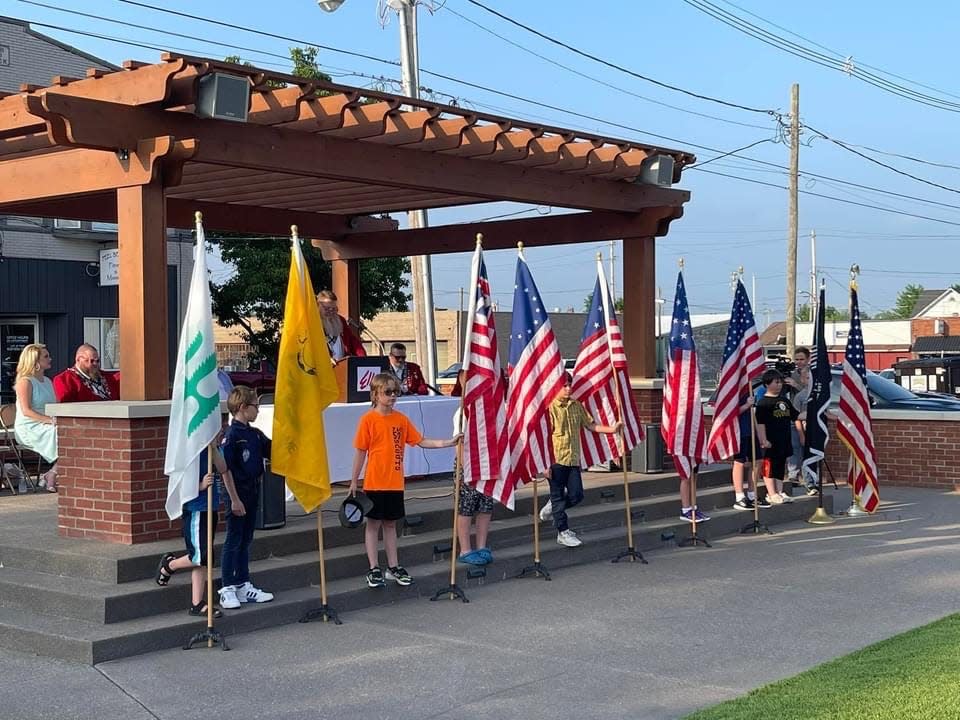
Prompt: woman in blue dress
<box><xmin>14</xmin><ymin>344</ymin><xmax>59</xmax><ymax>492</ymax></box>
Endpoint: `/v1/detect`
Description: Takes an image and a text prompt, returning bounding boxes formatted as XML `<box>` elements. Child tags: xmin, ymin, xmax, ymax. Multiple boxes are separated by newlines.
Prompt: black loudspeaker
<box><xmin>630</xmin><ymin>423</ymin><xmax>664</xmax><ymax>474</ymax></box>
<box><xmin>255</xmin><ymin>462</ymin><xmax>286</xmax><ymax>530</ymax></box>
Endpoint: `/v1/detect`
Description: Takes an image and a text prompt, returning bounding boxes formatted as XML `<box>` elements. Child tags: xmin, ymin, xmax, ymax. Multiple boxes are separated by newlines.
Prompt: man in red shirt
<box><xmin>53</xmin><ymin>344</ymin><xmax>120</xmax><ymax>402</ymax></box>
<box><xmin>316</xmin><ymin>290</ymin><xmax>367</xmax><ymax>361</ymax></box>
<box><xmin>387</xmin><ymin>343</ymin><xmax>428</xmax><ymax>396</ymax></box>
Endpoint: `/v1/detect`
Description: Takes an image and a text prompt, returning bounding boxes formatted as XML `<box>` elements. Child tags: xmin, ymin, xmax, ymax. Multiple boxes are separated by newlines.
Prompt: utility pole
<box><xmin>809</xmin><ymin>229</ymin><xmax>817</xmax><ymax>323</ymax></box>
<box><xmin>785</xmin><ymin>83</ymin><xmax>800</xmax><ymax>357</ymax></box>
<box><xmin>609</xmin><ymin>240</ymin><xmax>616</xmax><ymax>306</ymax></box>
<box><xmin>752</xmin><ymin>273</ymin><xmax>757</xmax><ymax>316</ymax></box>
<box><xmin>397</xmin><ymin>2</ymin><xmax>437</xmax><ymax>385</ymax></box>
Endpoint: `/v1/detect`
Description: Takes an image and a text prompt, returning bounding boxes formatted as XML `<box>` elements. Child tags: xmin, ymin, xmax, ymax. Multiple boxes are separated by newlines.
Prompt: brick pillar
<box><xmin>631</xmin><ymin>378</ymin><xmax>664</xmax><ymax>424</ymax></box>
<box><xmin>52</xmin><ymin>402</ymin><xmax>178</xmax><ymax>544</ymax></box>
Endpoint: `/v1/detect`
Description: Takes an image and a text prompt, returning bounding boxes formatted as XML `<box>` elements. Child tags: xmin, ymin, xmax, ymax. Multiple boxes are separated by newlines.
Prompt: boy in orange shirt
<box><xmin>349</xmin><ymin>373</ymin><xmax>460</xmax><ymax>588</ymax></box>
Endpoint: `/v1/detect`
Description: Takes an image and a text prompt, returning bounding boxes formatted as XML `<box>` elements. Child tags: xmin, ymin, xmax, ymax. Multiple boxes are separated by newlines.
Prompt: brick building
<box><xmin>910</xmin><ymin>288</ymin><xmax>960</xmax><ymax>357</ymax></box>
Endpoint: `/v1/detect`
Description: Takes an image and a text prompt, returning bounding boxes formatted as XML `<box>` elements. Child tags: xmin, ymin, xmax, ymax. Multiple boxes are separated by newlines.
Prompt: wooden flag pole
<box><xmin>740</xmin><ymin>408</ymin><xmax>771</xmax><ymax>534</ymax></box>
<box><xmin>611</xmin><ymin>381</ymin><xmax>647</xmax><ymax>564</ymax></box>
<box><xmin>184</xmin><ymin>438</ymin><xmax>228</xmax><ymax>651</ymax></box>
<box><xmin>518</xmin><ymin>477</ymin><xmax>551</xmax><ymax>580</ymax></box>
<box><xmin>299</xmin><ymin>505</ymin><xmax>343</xmax><ymax>624</ymax></box>
<box><xmin>430</xmin><ymin>428</ymin><xmax>468</xmax><ymax>602</ymax></box>
<box><xmin>679</xmin><ymin>466</ymin><xmax>711</xmax><ymax>548</ymax></box>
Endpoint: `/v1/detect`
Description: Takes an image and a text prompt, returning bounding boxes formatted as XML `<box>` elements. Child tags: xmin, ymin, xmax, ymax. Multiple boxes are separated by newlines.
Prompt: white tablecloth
<box><xmin>253</xmin><ymin>395</ymin><xmax>459</xmax><ymax>483</ymax></box>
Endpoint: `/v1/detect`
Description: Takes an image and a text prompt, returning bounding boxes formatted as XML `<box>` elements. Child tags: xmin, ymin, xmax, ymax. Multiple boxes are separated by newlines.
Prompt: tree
<box><xmin>211</xmin><ymin>48</ymin><xmax>410</xmax><ymax>364</ymax></box>
<box><xmin>582</xmin><ymin>291</ymin><xmax>624</xmax><ymax>313</ymax></box>
<box><xmin>797</xmin><ymin>303</ymin><xmax>856</xmax><ymax>322</ymax></box>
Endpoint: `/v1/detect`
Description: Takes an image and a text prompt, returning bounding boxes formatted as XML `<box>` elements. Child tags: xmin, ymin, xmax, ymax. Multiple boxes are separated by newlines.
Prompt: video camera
<box><xmin>773</xmin><ymin>357</ymin><xmax>797</xmax><ymax>376</ymax></box>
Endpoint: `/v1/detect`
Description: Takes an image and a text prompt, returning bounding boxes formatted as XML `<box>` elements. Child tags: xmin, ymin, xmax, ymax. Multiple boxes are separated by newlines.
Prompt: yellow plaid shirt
<box><xmin>548</xmin><ymin>396</ymin><xmax>594</xmax><ymax>467</ymax></box>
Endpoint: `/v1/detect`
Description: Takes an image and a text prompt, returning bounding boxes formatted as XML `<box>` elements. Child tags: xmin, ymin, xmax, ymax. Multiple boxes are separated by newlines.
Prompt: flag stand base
<box><xmin>430</xmin><ymin>583</ymin><xmax>469</xmax><ymax>603</ymax></box>
<box><xmin>739</xmin><ymin>519</ymin><xmax>772</xmax><ymax>535</ymax></box>
<box><xmin>611</xmin><ymin>546</ymin><xmax>649</xmax><ymax>563</ymax></box>
<box><xmin>807</xmin><ymin>507</ymin><xmax>835</xmax><ymax>525</ymax></box>
<box><xmin>844</xmin><ymin>503</ymin><xmax>869</xmax><ymax>517</ymax></box>
<box><xmin>184</xmin><ymin>625</ymin><xmax>229</xmax><ymax>651</ymax></box>
<box><xmin>678</xmin><ymin>534</ymin><xmax>711</xmax><ymax>548</ymax></box>
<box><xmin>517</xmin><ymin>561</ymin><xmax>551</xmax><ymax>581</ymax></box>
<box><xmin>299</xmin><ymin>605</ymin><xmax>343</xmax><ymax>625</ymax></box>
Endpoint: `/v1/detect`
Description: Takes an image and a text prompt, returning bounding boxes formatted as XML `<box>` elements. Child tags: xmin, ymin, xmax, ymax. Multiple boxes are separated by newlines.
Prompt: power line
<box><xmin>439</xmin><ymin>2</ymin><xmax>774</xmax><ymax>131</ymax></box>
<box><xmin>459</xmin><ymin>0</ymin><xmax>777</xmax><ymax>116</ymax></box>
<box><xmin>683</xmin><ymin>0</ymin><xmax>960</xmax><ymax>113</ymax></box>
<box><xmin>690</xmin><ymin>168</ymin><xmax>960</xmax><ymax>227</ymax></box>
<box><xmin>714</xmin><ymin>0</ymin><xmax>960</xmax><ymax>104</ymax></box>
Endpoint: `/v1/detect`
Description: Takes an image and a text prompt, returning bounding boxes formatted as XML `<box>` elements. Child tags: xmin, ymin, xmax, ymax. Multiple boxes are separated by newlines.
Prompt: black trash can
<box><xmin>255</xmin><ymin>462</ymin><xmax>287</xmax><ymax>530</ymax></box>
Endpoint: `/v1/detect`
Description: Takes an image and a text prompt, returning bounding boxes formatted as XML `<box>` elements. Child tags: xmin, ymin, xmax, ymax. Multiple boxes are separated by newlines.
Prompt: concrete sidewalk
<box><xmin>3</xmin><ymin>485</ymin><xmax>958</xmax><ymax>720</ymax></box>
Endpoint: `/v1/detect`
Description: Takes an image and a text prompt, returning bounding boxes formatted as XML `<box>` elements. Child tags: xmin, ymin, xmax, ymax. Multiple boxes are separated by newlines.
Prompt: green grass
<box><xmin>684</xmin><ymin>613</ymin><xmax>960</xmax><ymax>720</ymax></box>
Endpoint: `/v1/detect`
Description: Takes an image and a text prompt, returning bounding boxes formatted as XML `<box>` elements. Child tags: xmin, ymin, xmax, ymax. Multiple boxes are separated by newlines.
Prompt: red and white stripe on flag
<box><xmin>460</xmin><ymin>246</ymin><xmax>511</xmax><ymax>508</ymax></box>
<box><xmin>572</xmin><ymin>264</ymin><xmax>642</xmax><ymax>468</ymax></box>
<box><xmin>838</xmin><ymin>363</ymin><xmax>880</xmax><ymax>512</ymax></box>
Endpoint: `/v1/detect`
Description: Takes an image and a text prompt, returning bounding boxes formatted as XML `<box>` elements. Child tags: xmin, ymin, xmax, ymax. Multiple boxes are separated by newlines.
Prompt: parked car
<box><xmin>437</xmin><ymin>362</ymin><xmax>461</xmax><ymax>379</ymax></box>
<box><xmin>877</xmin><ymin>368</ymin><xmax>896</xmax><ymax>381</ymax></box>
<box><xmin>828</xmin><ymin>369</ymin><xmax>960</xmax><ymax>412</ymax></box>
<box><xmin>228</xmin><ymin>360</ymin><xmax>276</xmax><ymax>395</ymax></box>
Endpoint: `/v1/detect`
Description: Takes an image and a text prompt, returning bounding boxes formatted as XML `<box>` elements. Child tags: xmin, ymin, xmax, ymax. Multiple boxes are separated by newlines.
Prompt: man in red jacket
<box><xmin>53</xmin><ymin>344</ymin><xmax>120</xmax><ymax>402</ymax></box>
<box><xmin>387</xmin><ymin>343</ymin><xmax>428</xmax><ymax>396</ymax></box>
<box><xmin>316</xmin><ymin>290</ymin><xmax>367</xmax><ymax>361</ymax></box>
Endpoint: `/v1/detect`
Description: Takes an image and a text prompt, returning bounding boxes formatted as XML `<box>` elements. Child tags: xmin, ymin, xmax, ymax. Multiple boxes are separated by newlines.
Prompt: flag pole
<box><xmin>673</xmin><ymin>260</ymin><xmax>710</xmax><ymax>549</ymax></box>
<box><xmin>515</xmin><ymin>241</ymin><xmax>551</xmax><ymax>581</ymax></box>
<box><xmin>183</xmin><ymin>212</ymin><xmax>227</xmax><ymax>652</ymax></box>
<box><xmin>430</xmin><ymin>394</ymin><xmax>469</xmax><ymax>602</ymax></box>
<box><xmin>808</xmin><ymin>280</ymin><xmax>835</xmax><ymax>524</ymax></box>
<box><xmin>592</xmin><ymin>254</ymin><xmax>646</xmax><ymax>564</ymax></box>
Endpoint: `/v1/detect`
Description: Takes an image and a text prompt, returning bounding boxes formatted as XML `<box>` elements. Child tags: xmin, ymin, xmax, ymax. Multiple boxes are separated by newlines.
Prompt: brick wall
<box><xmin>57</xmin><ymin>416</ymin><xmax>179</xmax><ymax>544</ymax></box>
<box><xmin>911</xmin><ymin>318</ymin><xmax>956</xmax><ymax>342</ymax></box>
<box><xmin>696</xmin><ymin>409</ymin><xmax>959</xmax><ymax>492</ymax></box>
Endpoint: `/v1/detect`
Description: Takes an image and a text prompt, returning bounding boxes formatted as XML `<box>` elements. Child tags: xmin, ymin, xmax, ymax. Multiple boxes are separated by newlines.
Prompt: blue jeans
<box><xmin>547</xmin><ymin>464</ymin><xmax>584</xmax><ymax>532</ymax></box>
<box><xmin>221</xmin><ymin>485</ymin><xmax>258</xmax><ymax>588</ymax></box>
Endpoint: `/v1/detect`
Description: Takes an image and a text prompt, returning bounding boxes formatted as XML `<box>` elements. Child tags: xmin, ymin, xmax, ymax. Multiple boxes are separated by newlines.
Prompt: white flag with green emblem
<box><xmin>164</xmin><ymin>215</ymin><xmax>222</xmax><ymax>520</ymax></box>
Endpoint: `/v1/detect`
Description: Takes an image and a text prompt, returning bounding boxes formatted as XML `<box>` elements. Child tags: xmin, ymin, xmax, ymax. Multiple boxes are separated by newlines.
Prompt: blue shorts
<box><xmin>733</xmin><ymin>413</ymin><xmax>755</xmax><ymax>462</ymax></box>
<box><xmin>182</xmin><ymin>509</ymin><xmax>216</xmax><ymax>566</ymax></box>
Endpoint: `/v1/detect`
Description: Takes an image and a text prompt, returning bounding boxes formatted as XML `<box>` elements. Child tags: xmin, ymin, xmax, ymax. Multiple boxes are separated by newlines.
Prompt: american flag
<box><xmin>460</xmin><ymin>245</ymin><xmax>511</xmax><ymax>507</ymax></box>
<box><xmin>571</xmin><ymin>261</ymin><xmax>643</xmax><ymax>468</ymax></box>
<box><xmin>505</xmin><ymin>251</ymin><xmax>565</xmax><ymax>502</ymax></box>
<box><xmin>705</xmin><ymin>279</ymin><xmax>765</xmax><ymax>463</ymax></box>
<box><xmin>837</xmin><ymin>285</ymin><xmax>880</xmax><ymax>512</ymax></box>
<box><xmin>802</xmin><ymin>284</ymin><xmax>831</xmax><ymax>481</ymax></box>
<box><xmin>660</xmin><ymin>271</ymin><xmax>705</xmax><ymax>479</ymax></box>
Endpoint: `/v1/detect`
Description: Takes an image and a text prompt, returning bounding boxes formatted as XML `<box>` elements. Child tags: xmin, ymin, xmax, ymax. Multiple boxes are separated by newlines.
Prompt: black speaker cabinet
<box><xmin>255</xmin><ymin>462</ymin><xmax>287</xmax><ymax>530</ymax></box>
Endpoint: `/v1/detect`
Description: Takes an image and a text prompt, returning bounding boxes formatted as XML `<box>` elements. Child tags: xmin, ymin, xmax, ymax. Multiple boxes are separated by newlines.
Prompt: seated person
<box><xmin>317</xmin><ymin>290</ymin><xmax>366</xmax><ymax>362</ymax></box>
<box><xmin>13</xmin><ymin>344</ymin><xmax>59</xmax><ymax>492</ymax></box>
<box><xmin>53</xmin><ymin>344</ymin><xmax>119</xmax><ymax>402</ymax></box>
<box><xmin>387</xmin><ymin>343</ymin><xmax>428</xmax><ymax>396</ymax></box>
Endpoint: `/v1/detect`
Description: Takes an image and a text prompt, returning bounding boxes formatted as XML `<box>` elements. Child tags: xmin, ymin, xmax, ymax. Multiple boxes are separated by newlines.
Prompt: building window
<box><xmin>84</xmin><ymin>318</ymin><xmax>120</xmax><ymax>370</ymax></box>
<box><xmin>54</xmin><ymin>219</ymin><xmax>82</xmax><ymax>230</ymax></box>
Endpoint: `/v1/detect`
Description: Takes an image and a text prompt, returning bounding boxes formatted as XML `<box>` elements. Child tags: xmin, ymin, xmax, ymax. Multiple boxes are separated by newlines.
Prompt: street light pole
<box><xmin>317</xmin><ymin>0</ymin><xmax>438</xmax><ymax>386</ymax></box>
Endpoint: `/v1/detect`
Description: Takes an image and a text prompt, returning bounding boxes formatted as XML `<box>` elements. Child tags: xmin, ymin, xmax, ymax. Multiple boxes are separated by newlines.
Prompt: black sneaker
<box><xmin>755</xmin><ymin>496</ymin><xmax>772</xmax><ymax>508</ymax></box>
<box><xmin>733</xmin><ymin>498</ymin><xmax>754</xmax><ymax>511</ymax></box>
<box><xmin>366</xmin><ymin>567</ymin><xmax>385</xmax><ymax>588</ymax></box>
<box><xmin>385</xmin><ymin>565</ymin><xmax>413</xmax><ymax>586</ymax></box>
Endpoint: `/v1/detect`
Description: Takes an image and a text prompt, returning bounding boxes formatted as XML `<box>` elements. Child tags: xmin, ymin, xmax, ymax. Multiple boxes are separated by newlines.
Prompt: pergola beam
<box><xmin>0</xmin><ymin>193</ymin><xmax>398</xmax><ymax>236</ymax></box>
<box><xmin>28</xmin><ymin>94</ymin><xmax>690</xmax><ymax>213</ymax></box>
<box><xmin>314</xmin><ymin>208</ymin><xmax>682</xmax><ymax>260</ymax></box>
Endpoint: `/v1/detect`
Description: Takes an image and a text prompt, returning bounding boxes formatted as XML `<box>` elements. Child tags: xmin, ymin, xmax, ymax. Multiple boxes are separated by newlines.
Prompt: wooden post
<box><xmin>622</xmin><ymin>236</ymin><xmax>656</xmax><ymax>378</ymax></box>
<box><xmin>117</xmin><ymin>179</ymin><xmax>169</xmax><ymax>400</ymax></box>
<box><xmin>331</xmin><ymin>258</ymin><xmax>361</xmax><ymax>325</ymax></box>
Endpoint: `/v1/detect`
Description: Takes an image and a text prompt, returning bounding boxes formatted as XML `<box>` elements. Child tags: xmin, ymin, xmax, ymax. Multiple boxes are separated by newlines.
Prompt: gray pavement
<box><xmin>3</xmin><ymin>485</ymin><xmax>959</xmax><ymax>720</ymax></box>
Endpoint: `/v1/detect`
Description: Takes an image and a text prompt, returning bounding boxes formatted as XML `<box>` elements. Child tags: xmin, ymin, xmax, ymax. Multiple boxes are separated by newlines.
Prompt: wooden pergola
<box><xmin>0</xmin><ymin>54</ymin><xmax>694</xmax><ymax>400</ymax></box>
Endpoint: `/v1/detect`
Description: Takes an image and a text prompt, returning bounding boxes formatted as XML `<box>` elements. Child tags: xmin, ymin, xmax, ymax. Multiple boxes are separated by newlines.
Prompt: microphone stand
<box><xmin>349</xmin><ymin>318</ymin><xmax>386</xmax><ymax>356</ymax></box>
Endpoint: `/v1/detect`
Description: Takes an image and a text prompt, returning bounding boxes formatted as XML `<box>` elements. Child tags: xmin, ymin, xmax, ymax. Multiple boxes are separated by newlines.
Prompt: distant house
<box><xmin>910</xmin><ymin>288</ymin><xmax>960</xmax><ymax>357</ymax></box>
<box><xmin>759</xmin><ymin>319</ymin><xmax>911</xmax><ymax>371</ymax></box>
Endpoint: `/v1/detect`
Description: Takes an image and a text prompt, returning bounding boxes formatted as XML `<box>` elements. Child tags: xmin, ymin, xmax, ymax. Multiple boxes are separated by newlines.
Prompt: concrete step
<box><xmin>0</xmin><ymin>467</ymin><xmax>734</xmax><ymax>584</ymax></box>
<box><xmin>0</xmin><ymin>494</ymin><xmax>830</xmax><ymax>663</ymax></box>
<box><xmin>0</xmin><ymin>483</ymin><xmax>738</xmax><ymax>624</ymax></box>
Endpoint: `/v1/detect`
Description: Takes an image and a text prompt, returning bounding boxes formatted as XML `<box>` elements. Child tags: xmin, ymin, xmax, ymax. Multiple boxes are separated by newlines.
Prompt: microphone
<box><xmin>346</xmin><ymin>317</ymin><xmax>366</xmax><ymax>331</ymax></box>
<box><xmin>348</xmin><ymin>317</ymin><xmax>386</xmax><ymax>356</ymax></box>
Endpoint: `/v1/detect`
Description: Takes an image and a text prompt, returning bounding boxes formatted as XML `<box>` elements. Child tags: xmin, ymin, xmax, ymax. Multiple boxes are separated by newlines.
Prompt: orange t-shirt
<box><xmin>353</xmin><ymin>409</ymin><xmax>423</xmax><ymax>491</ymax></box>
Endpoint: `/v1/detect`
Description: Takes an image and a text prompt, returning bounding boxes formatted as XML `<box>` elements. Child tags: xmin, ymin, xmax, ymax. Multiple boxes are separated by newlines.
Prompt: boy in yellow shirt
<box><xmin>349</xmin><ymin>373</ymin><xmax>459</xmax><ymax>587</ymax></box>
<box><xmin>541</xmin><ymin>373</ymin><xmax>622</xmax><ymax>547</ymax></box>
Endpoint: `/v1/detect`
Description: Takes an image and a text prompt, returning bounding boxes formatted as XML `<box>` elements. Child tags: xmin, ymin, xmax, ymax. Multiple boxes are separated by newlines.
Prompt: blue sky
<box><xmin>11</xmin><ymin>0</ymin><xmax>960</xmax><ymax>320</ymax></box>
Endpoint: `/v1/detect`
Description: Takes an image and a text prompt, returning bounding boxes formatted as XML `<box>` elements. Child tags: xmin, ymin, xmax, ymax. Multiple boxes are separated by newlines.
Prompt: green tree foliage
<box><xmin>874</xmin><ymin>283</ymin><xmax>924</xmax><ymax>320</ymax></box>
<box><xmin>797</xmin><ymin>304</ymin><xmax>857</xmax><ymax>322</ymax></box>
<box><xmin>582</xmin><ymin>291</ymin><xmax>625</xmax><ymax>313</ymax></box>
<box><xmin>210</xmin><ymin>48</ymin><xmax>409</xmax><ymax>365</ymax></box>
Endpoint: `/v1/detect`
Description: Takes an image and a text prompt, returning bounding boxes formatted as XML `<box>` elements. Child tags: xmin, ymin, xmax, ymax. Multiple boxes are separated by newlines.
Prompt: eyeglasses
<box><xmin>383</xmin><ymin>389</ymin><xmax>400</xmax><ymax>396</ymax></box>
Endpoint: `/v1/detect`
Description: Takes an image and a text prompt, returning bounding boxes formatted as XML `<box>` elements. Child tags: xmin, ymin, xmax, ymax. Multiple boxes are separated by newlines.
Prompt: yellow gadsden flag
<box><xmin>271</xmin><ymin>227</ymin><xmax>339</xmax><ymax>512</ymax></box>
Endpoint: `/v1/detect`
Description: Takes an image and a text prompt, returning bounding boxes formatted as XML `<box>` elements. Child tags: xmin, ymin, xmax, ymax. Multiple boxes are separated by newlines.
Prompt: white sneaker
<box><xmin>780</xmin><ymin>493</ymin><xmax>794</xmax><ymax>503</ymax></box>
<box><xmin>557</xmin><ymin>529</ymin><xmax>582</xmax><ymax>547</ymax></box>
<box><xmin>219</xmin><ymin>585</ymin><xmax>241</xmax><ymax>609</ymax></box>
<box><xmin>235</xmin><ymin>581</ymin><xmax>274</xmax><ymax>603</ymax></box>
<box><xmin>768</xmin><ymin>493</ymin><xmax>785</xmax><ymax>505</ymax></box>
<box><xmin>539</xmin><ymin>500</ymin><xmax>553</xmax><ymax>521</ymax></box>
